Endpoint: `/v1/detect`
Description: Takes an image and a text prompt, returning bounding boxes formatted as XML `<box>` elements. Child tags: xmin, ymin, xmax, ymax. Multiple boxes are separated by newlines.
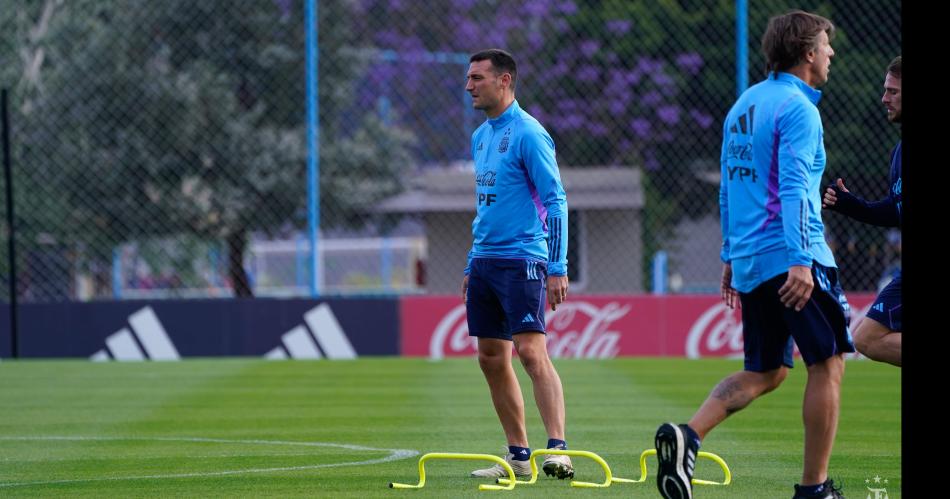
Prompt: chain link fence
<box><xmin>0</xmin><ymin>0</ymin><xmax>901</xmax><ymax>302</ymax></box>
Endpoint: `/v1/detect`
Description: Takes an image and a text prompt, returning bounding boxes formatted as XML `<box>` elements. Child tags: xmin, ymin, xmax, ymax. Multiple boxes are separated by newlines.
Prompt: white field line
<box><xmin>0</xmin><ymin>436</ymin><xmax>419</xmax><ymax>489</ymax></box>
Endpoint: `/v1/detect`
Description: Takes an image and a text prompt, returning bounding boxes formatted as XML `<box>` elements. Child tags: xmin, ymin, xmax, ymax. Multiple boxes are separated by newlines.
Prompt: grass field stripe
<box><xmin>128</xmin><ymin>306</ymin><xmax>180</xmax><ymax>360</ymax></box>
<box><xmin>0</xmin><ymin>435</ymin><xmax>417</xmax><ymax>450</ymax></box>
<box><xmin>0</xmin><ymin>436</ymin><xmax>418</xmax><ymax>489</ymax></box>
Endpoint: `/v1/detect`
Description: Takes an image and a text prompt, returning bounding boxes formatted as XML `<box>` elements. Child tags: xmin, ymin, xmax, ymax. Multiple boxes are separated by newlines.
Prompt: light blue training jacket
<box><xmin>465</xmin><ymin>100</ymin><xmax>568</xmax><ymax>276</ymax></box>
<box><xmin>720</xmin><ymin>72</ymin><xmax>836</xmax><ymax>292</ymax></box>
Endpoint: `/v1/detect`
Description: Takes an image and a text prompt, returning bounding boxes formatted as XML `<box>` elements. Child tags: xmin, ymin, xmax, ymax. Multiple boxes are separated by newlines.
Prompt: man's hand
<box><xmin>547</xmin><ymin>275</ymin><xmax>568</xmax><ymax>311</ymax></box>
<box><xmin>461</xmin><ymin>275</ymin><xmax>469</xmax><ymax>303</ymax></box>
<box><xmin>778</xmin><ymin>265</ymin><xmax>813</xmax><ymax>312</ymax></box>
<box><xmin>721</xmin><ymin>263</ymin><xmax>739</xmax><ymax>309</ymax></box>
<box><xmin>822</xmin><ymin>178</ymin><xmax>849</xmax><ymax>208</ymax></box>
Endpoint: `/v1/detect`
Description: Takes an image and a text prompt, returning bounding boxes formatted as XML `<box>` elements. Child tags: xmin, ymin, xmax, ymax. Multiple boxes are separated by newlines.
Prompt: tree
<box><xmin>5</xmin><ymin>0</ymin><xmax>415</xmax><ymax>299</ymax></box>
<box><xmin>347</xmin><ymin>0</ymin><xmax>900</xmax><ymax>291</ymax></box>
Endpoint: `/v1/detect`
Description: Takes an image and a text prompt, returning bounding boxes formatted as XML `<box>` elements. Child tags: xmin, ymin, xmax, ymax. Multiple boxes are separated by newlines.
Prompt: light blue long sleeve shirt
<box><xmin>720</xmin><ymin>72</ymin><xmax>836</xmax><ymax>292</ymax></box>
<box><xmin>465</xmin><ymin>100</ymin><xmax>568</xmax><ymax>276</ymax></box>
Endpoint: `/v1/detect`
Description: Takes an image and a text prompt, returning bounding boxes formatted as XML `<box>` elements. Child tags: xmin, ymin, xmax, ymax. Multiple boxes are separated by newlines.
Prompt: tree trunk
<box><xmin>227</xmin><ymin>230</ymin><xmax>253</xmax><ymax>298</ymax></box>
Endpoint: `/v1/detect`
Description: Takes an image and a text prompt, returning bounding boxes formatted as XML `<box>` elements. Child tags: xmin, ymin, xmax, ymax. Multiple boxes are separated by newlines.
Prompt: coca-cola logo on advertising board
<box><xmin>402</xmin><ymin>293</ymin><xmax>877</xmax><ymax>359</ymax></box>
<box><xmin>429</xmin><ymin>302</ymin><xmax>631</xmax><ymax>360</ymax></box>
<box><xmin>429</xmin><ymin>304</ymin><xmax>474</xmax><ymax>359</ymax></box>
<box><xmin>685</xmin><ymin>302</ymin><xmax>873</xmax><ymax>359</ymax></box>
<box><xmin>686</xmin><ymin>302</ymin><xmax>743</xmax><ymax>359</ymax></box>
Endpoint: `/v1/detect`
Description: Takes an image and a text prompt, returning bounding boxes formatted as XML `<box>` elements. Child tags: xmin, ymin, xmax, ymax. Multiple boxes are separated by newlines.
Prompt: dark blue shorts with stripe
<box><xmin>466</xmin><ymin>258</ymin><xmax>547</xmax><ymax>340</ymax></box>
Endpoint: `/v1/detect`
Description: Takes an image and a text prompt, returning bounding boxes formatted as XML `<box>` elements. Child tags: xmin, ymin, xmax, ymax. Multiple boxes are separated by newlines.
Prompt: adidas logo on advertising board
<box><xmin>264</xmin><ymin>303</ymin><xmax>356</xmax><ymax>360</ymax></box>
<box><xmin>87</xmin><ymin>303</ymin><xmax>354</xmax><ymax>361</ymax></box>
<box><xmin>90</xmin><ymin>306</ymin><xmax>180</xmax><ymax>361</ymax></box>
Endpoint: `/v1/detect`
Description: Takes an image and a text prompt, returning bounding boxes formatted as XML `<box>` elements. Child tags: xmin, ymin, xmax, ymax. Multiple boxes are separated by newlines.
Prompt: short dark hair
<box><xmin>761</xmin><ymin>10</ymin><xmax>835</xmax><ymax>74</ymax></box>
<box><xmin>470</xmin><ymin>49</ymin><xmax>517</xmax><ymax>91</ymax></box>
<box><xmin>887</xmin><ymin>56</ymin><xmax>901</xmax><ymax>79</ymax></box>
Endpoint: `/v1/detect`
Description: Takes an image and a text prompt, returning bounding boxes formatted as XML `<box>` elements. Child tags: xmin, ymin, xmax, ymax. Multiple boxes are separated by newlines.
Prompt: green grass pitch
<box><xmin>0</xmin><ymin>358</ymin><xmax>900</xmax><ymax>497</ymax></box>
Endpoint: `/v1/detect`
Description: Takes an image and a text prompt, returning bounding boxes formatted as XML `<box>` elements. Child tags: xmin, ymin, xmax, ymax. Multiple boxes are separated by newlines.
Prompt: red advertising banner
<box><xmin>400</xmin><ymin>294</ymin><xmax>877</xmax><ymax>359</ymax></box>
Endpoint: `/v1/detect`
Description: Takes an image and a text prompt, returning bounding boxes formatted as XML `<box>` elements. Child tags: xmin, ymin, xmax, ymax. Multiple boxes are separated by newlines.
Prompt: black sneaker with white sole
<box><xmin>655</xmin><ymin>422</ymin><xmax>699</xmax><ymax>499</ymax></box>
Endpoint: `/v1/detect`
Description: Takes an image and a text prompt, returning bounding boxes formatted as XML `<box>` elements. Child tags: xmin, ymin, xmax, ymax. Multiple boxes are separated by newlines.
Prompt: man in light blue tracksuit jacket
<box><xmin>462</xmin><ymin>49</ymin><xmax>574</xmax><ymax>482</ymax></box>
<box><xmin>654</xmin><ymin>11</ymin><xmax>851</xmax><ymax>499</ymax></box>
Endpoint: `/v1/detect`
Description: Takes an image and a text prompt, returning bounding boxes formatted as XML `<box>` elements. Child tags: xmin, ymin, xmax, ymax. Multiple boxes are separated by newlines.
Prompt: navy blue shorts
<box><xmin>865</xmin><ymin>273</ymin><xmax>901</xmax><ymax>331</ymax></box>
<box><xmin>739</xmin><ymin>263</ymin><xmax>855</xmax><ymax>371</ymax></box>
<box><xmin>466</xmin><ymin>258</ymin><xmax>547</xmax><ymax>340</ymax></box>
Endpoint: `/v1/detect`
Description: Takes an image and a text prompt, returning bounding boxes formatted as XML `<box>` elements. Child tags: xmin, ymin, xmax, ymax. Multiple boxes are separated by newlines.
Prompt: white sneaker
<box><xmin>542</xmin><ymin>452</ymin><xmax>574</xmax><ymax>479</ymax></box>
<box><xmin>470</xmin><ymin>448</ymin><xmax>532</xmax><ymax>478</ymax></box>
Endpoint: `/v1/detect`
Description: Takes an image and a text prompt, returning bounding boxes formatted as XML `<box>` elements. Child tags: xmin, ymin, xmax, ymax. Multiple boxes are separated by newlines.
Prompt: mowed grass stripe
<box><xmin>0</xmin><ymin>358</ymin><xmax>899</xmax><ymax>498</ymax></box>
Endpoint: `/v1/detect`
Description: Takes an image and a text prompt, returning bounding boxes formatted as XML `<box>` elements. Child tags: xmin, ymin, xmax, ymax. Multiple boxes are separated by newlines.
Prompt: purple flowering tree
<box><xmin>347</xmin><ymin>0</ymin><xmax>734</xmax><ymax>178</ymax></box>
